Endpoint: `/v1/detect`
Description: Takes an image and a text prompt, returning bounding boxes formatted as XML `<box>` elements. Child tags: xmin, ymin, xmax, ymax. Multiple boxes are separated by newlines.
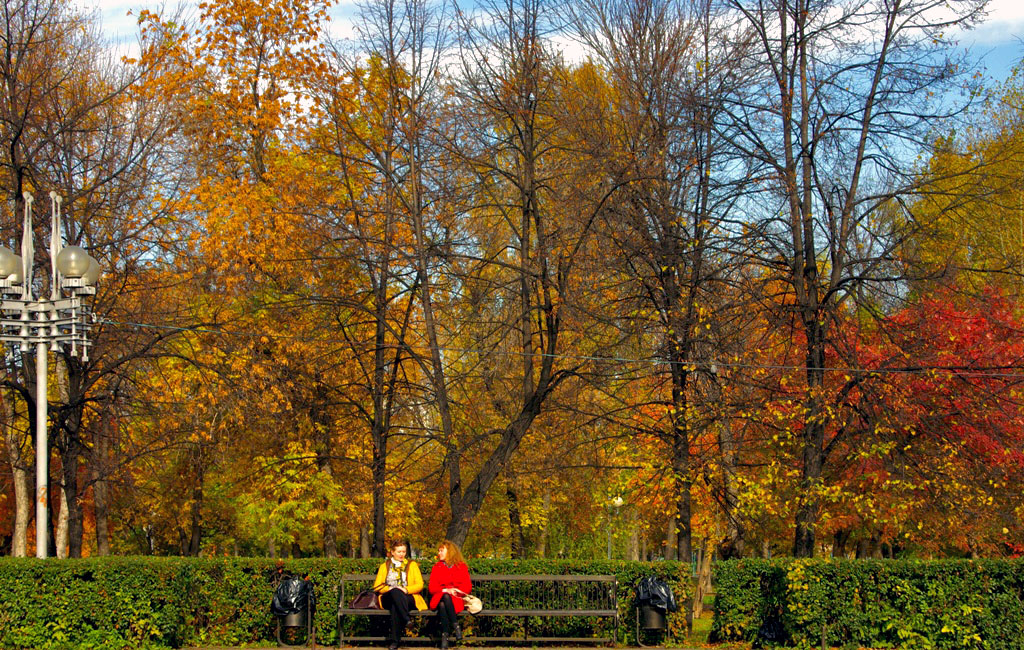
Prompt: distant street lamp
<box><xmin>0</xmin><ymin>192</ymin><xmax>100</xmax><ymax>559</ymax></box>
<box><xmin>606</xmin><ymin>495</ymin><xmax>624</xmax><ymax>560</ymax></box>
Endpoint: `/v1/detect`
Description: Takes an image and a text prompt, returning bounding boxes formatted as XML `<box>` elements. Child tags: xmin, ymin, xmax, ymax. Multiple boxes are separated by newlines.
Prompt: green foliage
<box><xmin>0</xmin><ymin>557</ymin><xmax>687</xmax><ymax>649</ymax></box>
<box><xmin>0</xmin><ymin>557</ymin><xmax>191</xmax><ymax>649</ymax></box>
<box><xmin>710</xmin><ymin>558</ymin><xmax>1024</xmax><ymax>649</ymax></box>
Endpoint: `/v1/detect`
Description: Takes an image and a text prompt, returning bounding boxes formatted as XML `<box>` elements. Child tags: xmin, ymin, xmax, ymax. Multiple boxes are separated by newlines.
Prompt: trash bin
<box><xmin>639</xmin><ymin>603</ymin><xmax>667</xmax><ymax>629</ymax></box>
<box><xmin>271</xmin><ymin>575</ymin><xmax>316</xmax><ymax>647</ymax></box>
<box><xmin>635</xmin><ymin>575</ymin><xmax>676</xmax><ymax>647</ymax></box>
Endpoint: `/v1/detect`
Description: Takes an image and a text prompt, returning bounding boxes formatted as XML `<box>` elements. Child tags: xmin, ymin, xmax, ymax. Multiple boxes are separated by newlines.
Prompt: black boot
<box><xmin>440</xmin><ymin>632</ymin><xmax>449</xmax><ymax>650</ymax></box>
<box><xmin>453</xmin><ymin>623</ymin><xmax>463</xmax><ymax>641</ymax></box>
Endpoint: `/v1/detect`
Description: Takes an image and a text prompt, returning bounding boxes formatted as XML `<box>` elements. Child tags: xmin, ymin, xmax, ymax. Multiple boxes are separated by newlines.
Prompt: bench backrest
<box><xmin>339</xmin><ymin>573</ymin><xmax>617</xmax><ymax>611</ymax></box>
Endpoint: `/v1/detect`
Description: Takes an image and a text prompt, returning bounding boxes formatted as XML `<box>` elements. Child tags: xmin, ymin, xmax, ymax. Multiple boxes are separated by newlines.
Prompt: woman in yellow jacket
<box><xmin>373</xmin><ymin>539</ymin><xmax>427</xmax><ymax>650</ymax></box>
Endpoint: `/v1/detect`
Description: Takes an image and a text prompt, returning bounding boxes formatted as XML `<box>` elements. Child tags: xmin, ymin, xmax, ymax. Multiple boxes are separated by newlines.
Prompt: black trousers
<box><xmin>434</xmin><ymin>593</ymin><xmax>457</xmax><ymax>635</ymax></box>
<box><xmin>382</xmin><ymin>590</ymin><xmax>416</xmax><ymax>639</ymax></box>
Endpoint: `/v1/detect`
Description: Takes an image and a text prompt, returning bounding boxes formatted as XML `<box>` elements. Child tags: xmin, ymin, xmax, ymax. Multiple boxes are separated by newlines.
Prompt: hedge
<box><xmin>710</xmin><ymin>558</ymin><xmax>1024</xmax><ymax>649</ymax></box>
<box><xmin>0</xmin><ymin>557</ymin><xmax>688</xmax><ymax>649</ymax></box>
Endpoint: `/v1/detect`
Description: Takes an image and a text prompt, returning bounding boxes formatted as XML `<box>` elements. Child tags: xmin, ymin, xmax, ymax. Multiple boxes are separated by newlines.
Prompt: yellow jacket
<box><xmin>373</xmin><ymin>560</ymin><xmax>428</xmax><ymax>610</ymax></box>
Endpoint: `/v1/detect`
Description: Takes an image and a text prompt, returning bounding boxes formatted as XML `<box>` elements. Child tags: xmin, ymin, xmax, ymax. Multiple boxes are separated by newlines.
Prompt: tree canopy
<box><xmin>0</xmin><ymin>0</ymin><xmax>1021</xmax><ymax>563</ymax></box>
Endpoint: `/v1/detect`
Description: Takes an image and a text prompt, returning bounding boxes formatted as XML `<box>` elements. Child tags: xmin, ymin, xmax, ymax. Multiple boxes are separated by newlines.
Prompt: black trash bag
<box><xmin>271</xmin><ymin>576</ymin><xmax>315</xmax><ymax>617</ymax></box>
<box><xmin>754</xmin><ymin>614</ymin><xmax>785</xmax><ymax>647</ymax></box>
<box><xmin>635</xmin><ymin>575</ymin><xmax>677</xmax><ymax>612</ymax></box>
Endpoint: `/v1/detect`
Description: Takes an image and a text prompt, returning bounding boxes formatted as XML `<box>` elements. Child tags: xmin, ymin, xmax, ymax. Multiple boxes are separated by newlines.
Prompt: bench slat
<box><xmin>337</xmin><ymin>609</ymin><xmax>617</xmax><ymax>616</ymax></box>
<box><xmin>507</xmin><ymin>642</ymin><xmax>610</xmax><ymax>646</ymax></box>
<box><xmin>341</xmin><ymin>573</ymin><xmax>615</xmax><ymax>581</ymax></box>
<box><xmin>476</xmin><ymin>609</ymin><xmax>618</xmax><ymax>617</ymax></box>
<box><xmin>336</xmin><ymin>572</ymin><xmax>619</xmax><ymax>647</ymax></box>
<box><xmin>337</xmin><ymin>609</ymin><xmax>435</xmax><ymax>616</ymax></box>
<box><xmin>338</xmin><ymin>636</ymin><xmax>612</xmax><ymax>644</ymax></box>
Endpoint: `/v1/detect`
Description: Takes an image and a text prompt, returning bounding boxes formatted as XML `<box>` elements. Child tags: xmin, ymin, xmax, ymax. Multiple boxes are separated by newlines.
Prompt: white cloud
<box><xmin>79</xmin><ymin>0</ymin><xmax>144</xmax><ymax>46</ymax></box>
<box><xmin>327</xmin><ymin>0</ymin><xmax>358</xmax><ymax>41</ymax></box>
<box><xmin>971</xmin><ymin>0</ymin><xmax>1024</xmax><ymax>44</ymax></box>
<box><xmin>80</xmin><ymin>0</ymin><xmax>1024</xmax><ymax>73</ymax></box>
<box><xmin>82</xmin><ymin>0</ymin><xmax>361</xmax><ymax>45</ymax></box>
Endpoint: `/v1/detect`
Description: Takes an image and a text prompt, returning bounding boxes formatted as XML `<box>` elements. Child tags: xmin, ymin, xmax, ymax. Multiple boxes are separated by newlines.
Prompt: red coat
<box><xmin>427</xmin><ymin>561</ymin><xmax>472</xmax><ymax>611</ymax></box>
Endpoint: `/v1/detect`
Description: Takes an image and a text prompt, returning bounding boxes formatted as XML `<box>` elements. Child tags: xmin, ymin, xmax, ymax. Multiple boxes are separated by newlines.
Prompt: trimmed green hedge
<box><xmin>0</xmin><ymin>557</ymin><xmax>688</xmax><ymax>649</ymax></box>
<box><xmin>710</xmin><ymin>558</ymin><xmax>1024</xmax><ymax>649</ymax></box>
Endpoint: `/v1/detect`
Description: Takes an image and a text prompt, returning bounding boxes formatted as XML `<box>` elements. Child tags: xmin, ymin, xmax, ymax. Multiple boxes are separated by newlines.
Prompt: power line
<box><xmin>96</xmin><ymin>317</ymin><xmax>1024</xmax><ymax>380</ymax></box>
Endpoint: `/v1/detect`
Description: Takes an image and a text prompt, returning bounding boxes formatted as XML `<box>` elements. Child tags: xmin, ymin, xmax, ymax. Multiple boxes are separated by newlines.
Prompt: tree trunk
<box><xmin>444</xmin><ymin>393</ymin><xmax>554</xmax><ymax>547</ymax></box>
<box><xmin>312</xmin><ymin>397</ymin><xmax>337</xmax><ymax>557</ymax></box>
<box><xmin>716</xmin><ymin>413</ymin><xmax>745</xmax><ymax>559</ymax></box>
<box><xmin>855</xmin><ymin>537</ymin><xmax>870</xmax><ymax>558</ymax></box>
<box><xmin>322</xmin><ymin>514</ymin><xmax>338</xmax><ymax>557</ymax></box>
<box><xmin>664</xmin><ymin>517</ymin><xmax>677</xmax><ymax>560</ymax></box>
<box><xmin>690</xmin><ymin>538</ymin><xmax>713</xmax><ymax>622</ymax></box>
<box><xmin>187</xmin><ymin>445</ymin><xmax>203</xmax><ymax>556</ymax></box>
<box><xmin>506</xmin><ymin>473</ymin><xmax>525</xmax><ymax>559</ymax></box>
<box><xmin>360</xmin><ymin>525</ymin><xmax>371</xmax><ymax>558</ymax></box>
<box><xmin>55</xmin><ymin>356</ymin><xmax>86</xmax><ymax>558</ymax></box>
<box><xmin>371</xmin><ymin>423</ymin><xmax>387</xmax><ymax>556</ymax></box>
<box><xmin>369</xmin><ymin>271</ymin><xmax>390</xmax><ymax>558</ymax></box>
<box><xmin>2</xmin><ymin>394</ymin><xmax>30</xmax><ymax>556</ymax></box>
<box><xmin>55</xmin><ymin>485</ymin><xmax>69</xmax><ymax>558</ymax></box>
<box><xmin>60</xmin><ymin>451</ymin><xmax>86</xmax><ymax>557</ymax></box>
<box><xmin>8</xmin><ymin>459</ymin><xmax>30</xmax><ymax>557</ymax></box>
<box><xmin>47</xmin><ymin>482</ymin><xmax>57</xmax><ymax>557</ymax></box>
<box><xmin>793</xmin><ymin>319</ymin><xmax>826</xmax><ymax>558</ymax></box>
<box><xmin>91</xmin><ymin>426</ymin><xmax>111</xmax><ymax>556</ymax></box>
<box><xmin>628</xmin><ymin>507</ymin><xmax>639</xmax><ymax>561</ymax></box>
<box><xmin>672</xmin><ymin>392</ymin><xmax>693</xmax><ymax>563</ymax></box>
<box><xmin>832</xmin><ymin>530</ymin><xmax>849</xmax><ymax>558</ymax></box>
<box><xmin>537</xmin><ymin>490</ymin><xmax>550</xmax><ymax>558</ymax></box>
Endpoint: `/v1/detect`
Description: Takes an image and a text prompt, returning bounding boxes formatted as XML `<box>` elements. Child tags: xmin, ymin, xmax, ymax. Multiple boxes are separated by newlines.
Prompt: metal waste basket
<box><xmin>639</xmin><ymin>603</ymin><xmax>667</xmax><ymax>630</ymax></box>
<box><xmin>282</xmin><ymin>609</ymin><xmax>308</xmax><ymax>629</ymax></box>
<box><xmin>270</xmin><ymin>575</ymin><xmax>316</xmax><ymax>647</ymax></box>
<box><xmin>635</xmin><ymin>576</ymin><xmax>676</xmax><ymax>647</ymax></box>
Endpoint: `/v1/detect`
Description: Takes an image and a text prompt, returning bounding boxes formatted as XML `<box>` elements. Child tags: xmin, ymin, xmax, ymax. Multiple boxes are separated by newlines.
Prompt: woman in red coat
<box><xmin>428</xmin><ymin>540</ymin><xmax>472</xmax><ymax>649</ymax></box>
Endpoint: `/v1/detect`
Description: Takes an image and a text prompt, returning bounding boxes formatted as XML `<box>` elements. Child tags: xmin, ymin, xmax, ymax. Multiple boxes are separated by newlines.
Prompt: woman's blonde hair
<box><xmin>438</xmin><ymin>539</ymin><xmax>465</xmax><ymax>566</ymax></box>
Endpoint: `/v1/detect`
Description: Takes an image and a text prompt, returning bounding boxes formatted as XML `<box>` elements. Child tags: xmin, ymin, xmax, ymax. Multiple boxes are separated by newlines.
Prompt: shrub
<box><xmin>0</xmin><ymin>557</ymin><xmax>688</xmax><ymax>649</ymax></box>
<box><xmin>710</xmin><ymin>558</ymin><xmax>1024</xmax><ymax>649</ymax></box>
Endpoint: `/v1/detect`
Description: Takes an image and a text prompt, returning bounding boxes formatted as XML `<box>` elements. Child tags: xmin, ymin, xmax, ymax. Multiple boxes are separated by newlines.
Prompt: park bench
<box><xmin>336</xmin><ymin>573</ymin><xmax>619</xmax><ymax>646</ymax></box>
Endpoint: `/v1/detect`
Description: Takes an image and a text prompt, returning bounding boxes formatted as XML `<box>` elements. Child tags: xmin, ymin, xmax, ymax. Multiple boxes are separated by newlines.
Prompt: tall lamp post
<box><xmin>606</xmin><ymin>495</ymin><xmax>623</xmax><ymax>560</ymax></box>
<box><xmin>0</xmin><ymin>192</ymin><xmax>100</xmax><ymax>559</ymax></box>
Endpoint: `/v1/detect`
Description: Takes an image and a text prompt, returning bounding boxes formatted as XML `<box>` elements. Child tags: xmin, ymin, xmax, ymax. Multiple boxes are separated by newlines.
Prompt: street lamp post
<box><xmin>606</xmin><ymin>496</ymin><xmax>624</xmax><ymax>560</ymax></box>
<box><xmin>0</xmin><ymin>192</ymin><xmax>100</xmax><ymax>559</ymax></box>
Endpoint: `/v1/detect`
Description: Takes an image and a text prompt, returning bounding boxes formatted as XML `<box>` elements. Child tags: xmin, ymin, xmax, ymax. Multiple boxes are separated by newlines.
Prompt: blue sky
<box><xmin>86</xmin><ymin>0</ymin><xmax>1023</xmax><ymax>82</ymax></box>
<box><xmin>959</xmin><ymin>0</ymin><xmax>1024</xmax><ymax>81</ymax></box>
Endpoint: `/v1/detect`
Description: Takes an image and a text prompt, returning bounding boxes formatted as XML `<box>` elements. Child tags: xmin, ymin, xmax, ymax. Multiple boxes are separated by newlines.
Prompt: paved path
<box><xmin>185</xmin><ymin>646</ymin><xmax>694</xmax><ymax>650</ymax></box>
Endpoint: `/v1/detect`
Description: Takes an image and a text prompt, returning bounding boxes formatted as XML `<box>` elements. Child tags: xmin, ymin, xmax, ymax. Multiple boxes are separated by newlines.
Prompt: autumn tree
<box><xmin>566</xmin><ymin>0</ymin><xmax>758</xmax><ymax>561</ymax></box>
<box><xmin>0</xmin><ymin>0</ymin><xmax>185</xmax><ymax>557</ymax></box>
<box><xmin>402</xmin><ymin>0</ymin><xmax>629</xmax><ymax>546</ymax></box>
<box><xmin>827</xmin><ymin>287</ymin><xmax>1024</xmax><ymax>556</ymax></box>
<box><xmin>908</xmin><ymin>62</ymin><xmax>1024</xmax><ymax>294</ymax></box>
<box><xmin>721</xmin><ymin>0</ymin><xmax>988</xmax><ymax>556</ymax></box>
<box><xmin>306</xmin><ymin>0</ymin><xmax>457</xmax><ymax>555</ymax></box>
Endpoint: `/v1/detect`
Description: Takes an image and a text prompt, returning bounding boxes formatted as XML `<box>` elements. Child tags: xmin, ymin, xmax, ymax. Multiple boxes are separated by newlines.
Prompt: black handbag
<box><xmin>350</xmin><ymin>589</ymin><xmax>379</xmax><ymax>609</ymax></box>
